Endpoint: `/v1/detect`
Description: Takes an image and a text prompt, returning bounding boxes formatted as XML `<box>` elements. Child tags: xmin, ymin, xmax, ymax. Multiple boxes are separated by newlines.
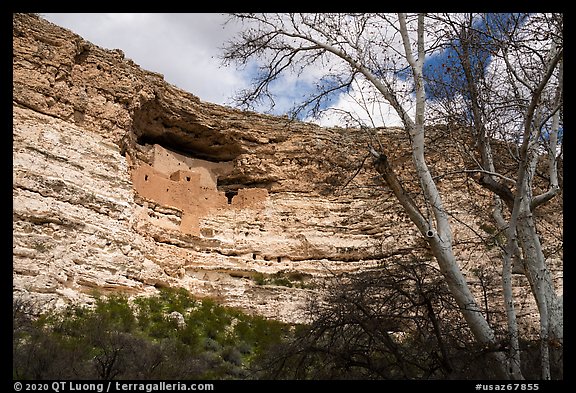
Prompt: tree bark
<box><xmin>373</xmin><ymin>14</ymin><xmax>516</xmax><ymax>379</ymax></box>
<box><xmin>223</xmin><ymin>12</ymin><xmax>562</xmax><ymax>379</ymax></box>
<box><xmin>507</xmin><ymin>39</ymin><xmax>563</xmax><ymax>379</ymax></box>
<box><xmin>454</xmin><ymin>18</ymin><xmax>523</xmax><ymax>379</ymax></box>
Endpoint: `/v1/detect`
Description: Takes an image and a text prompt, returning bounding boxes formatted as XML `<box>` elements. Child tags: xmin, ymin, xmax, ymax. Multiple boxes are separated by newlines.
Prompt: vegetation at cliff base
<box><xmin>13</xmin><ymin>288</ymin><xmax>289</xmax><ymax>380</ymax></box>
<box><xmin>14</xmin><ymin>271</ymin><xmax>555</xmax><ymax>380</ymax></box>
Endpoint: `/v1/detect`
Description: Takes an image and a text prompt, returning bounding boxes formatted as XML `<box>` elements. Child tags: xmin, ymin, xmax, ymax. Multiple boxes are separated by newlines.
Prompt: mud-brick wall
<box><xmin>151</xmin><ymin>144</ymin><xmax>233</xmax><ymax>182</ymax></box>
<box><xmin>131</xmin><ymin>149</ymin><xmax>269</xmax><ymax>236</ymax></box>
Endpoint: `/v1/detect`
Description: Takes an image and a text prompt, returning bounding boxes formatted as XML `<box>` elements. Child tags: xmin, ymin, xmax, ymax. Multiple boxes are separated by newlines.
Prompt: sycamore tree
<box><xmin>424</xmin><ymin>13</ymin><xmax>563</xmax><ymax>380</ymax></box>
<box><xmin>220</xmin><ymin>13</ymin><xmax>562</xmax><ymax>380</ymax></box>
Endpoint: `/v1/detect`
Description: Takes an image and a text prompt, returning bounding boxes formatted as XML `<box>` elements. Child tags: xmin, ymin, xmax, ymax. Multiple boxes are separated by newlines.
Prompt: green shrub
<box><xmin>13</xmin><ymin>288</ymin><xmax>290</xmax><ymax>380</ymax></box>
<box><xmin>252</xmin><ymin>270</ymin><xmax>312</xmax><ymax>289</ymax></box>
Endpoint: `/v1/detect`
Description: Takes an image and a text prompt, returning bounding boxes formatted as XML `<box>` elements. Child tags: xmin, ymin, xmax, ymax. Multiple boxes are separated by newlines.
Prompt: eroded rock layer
<box><xmin>13</xmin><ymin>14</ymin><xmax>562</xmax><ymax>326</ymax></box>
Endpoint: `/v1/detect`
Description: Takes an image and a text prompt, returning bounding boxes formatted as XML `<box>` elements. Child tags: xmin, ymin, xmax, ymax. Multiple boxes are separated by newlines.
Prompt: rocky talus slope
<box><xmin>13</xmin><ymin>14</ymin><xmax>562</xmax><ymax>326</ymax></box>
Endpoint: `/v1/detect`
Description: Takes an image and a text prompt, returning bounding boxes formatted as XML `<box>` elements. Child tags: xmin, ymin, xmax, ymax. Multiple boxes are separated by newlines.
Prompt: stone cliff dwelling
<box><xmin>12</xmin><ymin>13</ymin><xmax>563</xmax><ymax>347</ymax></box>
<box><xmin>131</xmin><ymin>144</ymin><xmax>268</xmax><ymax>236</ymax></box>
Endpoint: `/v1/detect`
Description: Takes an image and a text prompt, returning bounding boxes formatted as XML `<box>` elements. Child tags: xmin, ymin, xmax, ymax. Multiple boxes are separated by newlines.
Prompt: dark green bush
<box><xmin>13</xmin><ymin>288</ymin><xmax>289</xmax><ymax>380</ymax></box>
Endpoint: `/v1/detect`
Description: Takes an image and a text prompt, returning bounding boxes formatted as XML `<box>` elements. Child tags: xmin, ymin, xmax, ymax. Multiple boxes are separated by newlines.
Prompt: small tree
<box><xmin>255</xmin><ymin>258</ymin><xmax>509</xmax><ymax>379</ymax></box>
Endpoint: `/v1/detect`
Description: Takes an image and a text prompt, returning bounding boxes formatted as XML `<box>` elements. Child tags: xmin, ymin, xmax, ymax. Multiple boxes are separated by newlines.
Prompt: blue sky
<box><xmin>421</xmin><ymin>13</ymin><xmax>518</xmax><ymax>102</ymax></box>
<box><xmin>40</xmin><ymin>13</ymin><xmax>407</xmax><ymax>126</ymax></box>
<box><xmin>40</xmin><ymin>13</ymin><xmax>555</xmax><ymax>131</ymax></box>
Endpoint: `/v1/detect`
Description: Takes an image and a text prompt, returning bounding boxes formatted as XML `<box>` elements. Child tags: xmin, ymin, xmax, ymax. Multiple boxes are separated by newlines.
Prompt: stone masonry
<box><xmin>130</xmin><ymin>144</ymin><xmax>268</xmax><ymax>236</ymax></box>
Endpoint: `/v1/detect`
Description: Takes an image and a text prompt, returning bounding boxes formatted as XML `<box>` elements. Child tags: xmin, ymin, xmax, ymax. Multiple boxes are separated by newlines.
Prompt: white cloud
<box><xmin>41</xmin><ymin>13</ymin><xmax>248</xmax><ymax>106</ymax></box>
<box><xmin>309</xmin><ymin>77</ymin><xmax>415</xmax><ymax>129</ymax></box>
<box><xmin>39</xmin><ymin>13</ymin><xmax>419</xmax><ymax>128</ymax></box>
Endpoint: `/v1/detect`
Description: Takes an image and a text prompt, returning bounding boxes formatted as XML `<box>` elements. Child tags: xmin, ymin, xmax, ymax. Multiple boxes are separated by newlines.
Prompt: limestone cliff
<box><xmin>13</xmin><ymin>14</ymin><xmax>562</xmax><ymax>326</ymax></box>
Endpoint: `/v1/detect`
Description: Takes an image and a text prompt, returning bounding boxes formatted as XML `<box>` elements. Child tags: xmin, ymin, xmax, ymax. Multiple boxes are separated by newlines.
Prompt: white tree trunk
<box><xmin>508</xmin><ymin>40</ymin><xmax>563</xmax><ymax>379</ymax></box>
<box><xmin>394</xmin><ymin>14</ymin><xmax>515</xmax><ymax>379</ymax></box>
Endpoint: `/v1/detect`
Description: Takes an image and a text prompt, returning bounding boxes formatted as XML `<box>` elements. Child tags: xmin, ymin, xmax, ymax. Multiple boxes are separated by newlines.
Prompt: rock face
<box><xmin>13</xmin><ymin>14</ymin><xmax>563</xmax><ymax>327</ymax></box>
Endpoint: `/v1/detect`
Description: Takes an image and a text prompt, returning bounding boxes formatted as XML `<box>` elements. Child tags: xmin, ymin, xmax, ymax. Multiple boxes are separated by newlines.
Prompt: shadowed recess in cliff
<box><xmin>132</xmin><ymin>97</ymin><xmax>244</xmax><ymax>162</ymax></box>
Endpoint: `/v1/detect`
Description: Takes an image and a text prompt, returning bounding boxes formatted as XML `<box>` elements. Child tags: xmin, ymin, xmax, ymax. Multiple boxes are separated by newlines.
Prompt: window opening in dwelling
<box><xmin>225</xmin><ymin>190</ymin><xmax>238</xmax><ymax>205</ymax></box>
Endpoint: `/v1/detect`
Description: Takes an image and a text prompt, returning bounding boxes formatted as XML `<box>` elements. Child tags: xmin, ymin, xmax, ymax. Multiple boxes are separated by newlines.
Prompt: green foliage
<box><xmin>479</xmin><ymin>223</ymin><xmax>507</xmax><ymax>249</ymax></box>
<box><xmin>94</xmin><ymin>293</ymin><xmax>136</xmax><ymax>332</ymax></box>
<box><xmin>132</xmin><ymin>289</ymin><xmax>196</xmax><ymax>341</ymax></box>
<box><xmin>253</xmin><ymin>272</ymin><xmax>267</xmax><ymax>285</ymax></box>
<box><xmin>14</xmin><ymin>283</ymin><xmax>553</xmax><ymax>380</ymax></box>
<box><xmin>252</xmin><ymin>270</ymin><xmax>312</xmax><ymax>289</ymax></box>
<box><xmin>13</xmin><ymin>288</ymin><xmax>290</xmax><ymax>380</ymax></box>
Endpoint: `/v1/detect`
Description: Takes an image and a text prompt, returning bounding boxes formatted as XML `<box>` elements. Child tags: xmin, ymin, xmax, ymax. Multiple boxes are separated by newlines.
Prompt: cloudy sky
<box><xmin>42</xmin><ymin>13</ymin><xmax>247</xmax><ymax>108</ymax></box>
<box><xmin>41</xmin><ymin>13</ymin><xmax>410</xmax><ymax>128</ymax></box>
